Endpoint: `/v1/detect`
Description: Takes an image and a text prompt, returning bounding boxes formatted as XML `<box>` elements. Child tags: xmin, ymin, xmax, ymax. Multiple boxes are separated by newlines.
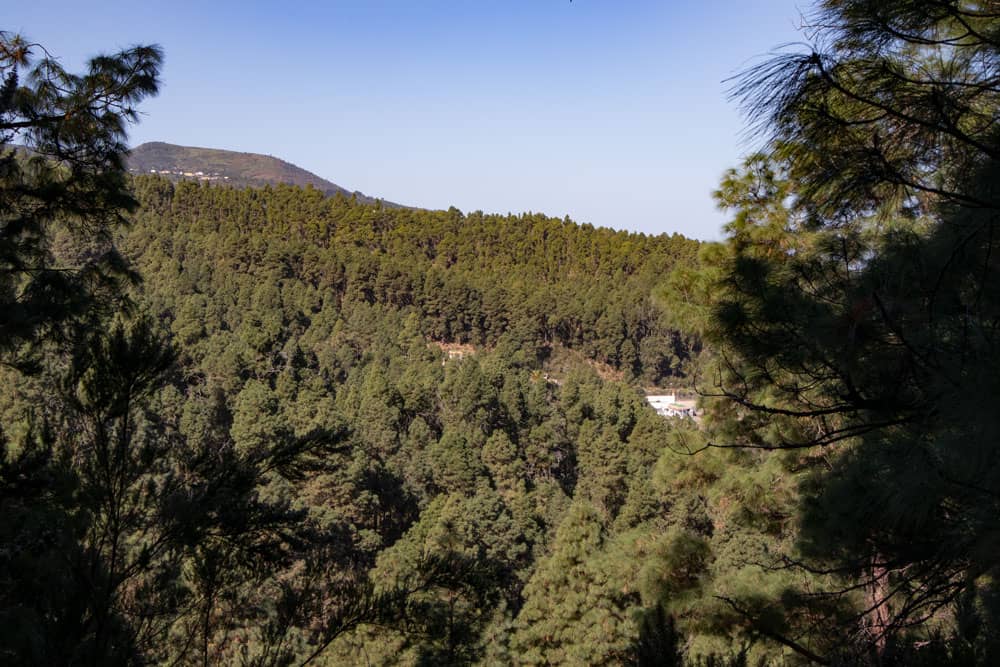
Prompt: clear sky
<box><xmin>8</xmin><ymin>1</ymin><xmax>809</xmax><ymax>239</ymax></box>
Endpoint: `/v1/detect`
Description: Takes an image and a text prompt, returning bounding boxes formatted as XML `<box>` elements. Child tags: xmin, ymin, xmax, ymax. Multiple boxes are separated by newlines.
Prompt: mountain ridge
<box><xmin>127</xmin><ymin>141</ymin><xmax>401</xmax><ymax>207</ymax></box>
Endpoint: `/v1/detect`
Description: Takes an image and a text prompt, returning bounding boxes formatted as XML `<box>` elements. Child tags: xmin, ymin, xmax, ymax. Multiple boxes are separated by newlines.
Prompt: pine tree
<box><xmin>0</xmin><ymin>32</ymin><xmax>162</xmax><ymax>367</ymax></box>
<box><xmin>680</xmin><ymin>1</ymin><xmax>1000</xmax><ymax>660</ymax></box>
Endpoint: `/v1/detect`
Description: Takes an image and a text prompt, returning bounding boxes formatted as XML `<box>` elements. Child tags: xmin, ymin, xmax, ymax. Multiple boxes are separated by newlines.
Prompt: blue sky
<box><xmin>9</xmin><ymin>1</ymin><xmax>809</xmax><ymax>239</ymax></box>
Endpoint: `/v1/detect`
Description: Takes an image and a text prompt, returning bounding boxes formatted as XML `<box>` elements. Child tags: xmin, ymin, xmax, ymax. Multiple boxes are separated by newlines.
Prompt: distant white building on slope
<box><xmin>646</xmin><ymin>394</ymin><xmax>697</xmax><ymax>418</ymax></box>
<box><xmin>646</xmin><ymin>394</ymin><xmax>675</xmax><ymax>413</ymax></box>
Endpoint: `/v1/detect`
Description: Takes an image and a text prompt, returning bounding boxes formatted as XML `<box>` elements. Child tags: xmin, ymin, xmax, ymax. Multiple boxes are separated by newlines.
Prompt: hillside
<box><xmin>125</xmin><ymin>174</ymin><xmax>701</xmax><ymax>387</ymax></box>
<box><xmin>111</xmin><ymin>177</ymin><xmax>710</xmax><ymax>662</ymax></box>
<box><xmin>127</xmin><ymin>141</ymin><xmax>399</xmax><ymax>206</ymax></box>
<box><xmin>7</xmin><ymin>3</ymin><xmax>1000</xmax><ymax>663</ymax></box>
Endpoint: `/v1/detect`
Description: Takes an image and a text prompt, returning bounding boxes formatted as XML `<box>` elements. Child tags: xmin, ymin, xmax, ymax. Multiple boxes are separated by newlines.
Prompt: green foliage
<box><xmin>0</xmin><ymin>31</ymin><xmax>161</xmax><ymax>369</ymax></box>
<box><xmin>512</xmin><ymin>499</ymin><xmax>634</xmax><ymax>665</ymax></box>
<box><xmin>13</xmin><ymin>157</ymin><xmax>709</xmax><ymax>663</ymax></box>
<box><xmin>654</xmin><ymin>2</ymin><xmax>1000</xmax><ymax>663</ymax></box>
<box><xmin>30</xmin><ymin>4</ymin><xmax>1000</xmax><ymax>663</ymax></box>
<box><xmin>124</xmin><ymin>175</ymin><xmax>700</xmax><ymax>386</ymax></box>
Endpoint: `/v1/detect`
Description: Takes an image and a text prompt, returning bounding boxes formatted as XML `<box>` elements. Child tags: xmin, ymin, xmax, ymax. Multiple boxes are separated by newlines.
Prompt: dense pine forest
<box><xmin>124</xmin><ymin>176</ymin><xmax>700</xmax><ymax>387</ymax></box>
<box><xmin>4</xmin><ymin>1</ymin><xmax>1000</xmax><ymax>665</ymax></box>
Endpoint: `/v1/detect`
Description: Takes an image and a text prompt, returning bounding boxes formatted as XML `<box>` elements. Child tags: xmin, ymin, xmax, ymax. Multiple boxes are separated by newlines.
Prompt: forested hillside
<box><xmin>92</xmin><ymin>176</ymin><xmax>715</xmax><ymax>662</ymax></box>
<box><xmin>124</xmin><ymin>176</ymin><xmax>700</xmax><ymax>387</ymax></box>
<box><xmin>5</xmin><ymin>1</ymin><xmax>1000</xmax><ymax>665</ymax></box>
<box><xmin>7</xmin><ymin>131</ymin><xmax>736</xmax><ymax>662</ymax></box>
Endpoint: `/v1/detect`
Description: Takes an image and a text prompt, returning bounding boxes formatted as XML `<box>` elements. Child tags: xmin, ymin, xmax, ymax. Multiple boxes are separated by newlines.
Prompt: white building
<box><xmin>646</xmin><ymin>394</ymin><xmax>676</xmax><ymax>414</ymax></box>
<box><xmin>646</xmin><ymin>394</ymin><xmax>697</xmax><ymax>418</ymax></box>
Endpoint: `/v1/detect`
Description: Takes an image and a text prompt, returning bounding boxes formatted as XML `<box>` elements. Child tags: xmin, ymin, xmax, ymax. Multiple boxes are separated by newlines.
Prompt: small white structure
<box><xmin>646</xmin><ymin>394</ymin><xmax>697</xmax><ymax>419</ymax></box>
<box><xmin>646</xmin><ymin>394</ymin><xmax>676</xmax><ymax>414</ymax></box>
<box><xmin>430</xmin><ymin>342</ymin><xmax>476</xmax><ymax>364</ymax></box>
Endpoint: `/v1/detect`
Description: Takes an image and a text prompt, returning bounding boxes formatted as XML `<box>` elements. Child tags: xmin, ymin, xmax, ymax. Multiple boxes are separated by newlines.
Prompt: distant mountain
<box><xmin>127</xmin><ymin>142</ymin><xmax>399</xmax><ymax>206</ymax></box>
